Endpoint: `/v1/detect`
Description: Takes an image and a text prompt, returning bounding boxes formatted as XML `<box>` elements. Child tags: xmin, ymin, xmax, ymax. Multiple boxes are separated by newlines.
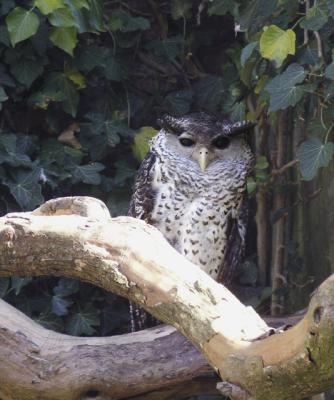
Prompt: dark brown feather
<box><xmin>218</xmin><ymin>201</ymin><xmax>248</xmax><ymax>285</ymax></box>
<box><xmin>128</xmin><ymin>151</ymin><xmax>156</xmax><ymax>222</ymax></box>
<box><xmin>128</xmin><ymin>151</ymin><xmax>159</xmax><ymax>331</ymax></box>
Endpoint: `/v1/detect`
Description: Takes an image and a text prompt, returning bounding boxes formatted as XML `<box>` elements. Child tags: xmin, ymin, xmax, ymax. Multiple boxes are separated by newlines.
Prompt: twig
<box><xmin>271</xmin><ymin>111</ymin><xmax>288</xmax><ymax>316</ymax></box>
<box><xmin>313</xmin><ymin>31</ymin><xmax>323</xmax><ymax>58</ymax></box>
<box><xmin>147</xmin><ymin>0</ymin><xmax>168</xmax><ymax>39</ymax></box>
<box><xmin>197</xmin><ymin>0</ymin><xmax>207</xmax><ymax>25</ymax></box>
<box><xmin>271</xmin><ymin>159</ymin><xmax>299</xmax><ymax>178</ymax></box>
<box><xmin>303</xmin><ymin>0</ymin><xmax>310</xmax><ymax>46</ymax></box>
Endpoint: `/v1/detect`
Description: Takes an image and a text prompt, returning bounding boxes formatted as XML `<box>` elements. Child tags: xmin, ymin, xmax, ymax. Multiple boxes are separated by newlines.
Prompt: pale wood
<box><xmin>0</xmin><ymin>196</ymin><xmax>333</xmax><ymax>400</ymax></box>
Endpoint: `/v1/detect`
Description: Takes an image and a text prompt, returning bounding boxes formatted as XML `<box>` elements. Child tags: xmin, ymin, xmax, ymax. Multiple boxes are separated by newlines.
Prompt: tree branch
<box><xmin>0</xmin><ymin>298</ymin><xmax>217</xmax><ymax>400</ymax></box>
<box><xmin>0</xmin><ymin>197</ymin><xmax>334</xmax><ymax>400</ymax></box>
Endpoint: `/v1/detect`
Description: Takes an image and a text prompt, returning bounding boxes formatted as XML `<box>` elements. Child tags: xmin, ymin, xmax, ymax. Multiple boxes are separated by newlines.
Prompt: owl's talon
<box><xmin>251</xmin><ymin>324</ymin><xmax>292</xmax><ymax>341</ymax></box>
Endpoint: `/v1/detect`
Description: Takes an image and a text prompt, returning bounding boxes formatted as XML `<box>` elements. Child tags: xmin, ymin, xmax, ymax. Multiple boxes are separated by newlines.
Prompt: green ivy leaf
<box><xmin>83</xmin><ymin>135</ymin><xmax>108</xmax><ymax>161</ymax></box>
<box><xmin>300</xmin><ymin>3</ymin><xmax>329</xmax><ymax>31</ymax></box>
<box><xmin>132</xmin><ymin>126</ymin><xmax>158</xmax><ymax>161</ymax></box>
<box><xmin>240</xmin><ymin>42</ymin><xmax>257</xmax><ymax>67</ymax></box>
<box><xmin>106</xmin><ymin>188</ymin><xmax>131</xmax><ymax>217</ymax></box>
<box><xmin>6</xmin><ymin>7</ymin><xmax>40</xmax><ymax>46</ymax></box>
<box><xmin>63</xmin><ymin>0</ymin><xmax>90</xmax><ymax>32</ymax></box>
<box><xmin>108</xmin><ymin>16</ymin><xmax>123</xmax><ymax>31</ymax></box>
<box><xmin>330</xmin><ymin>0</ymin><xmax>334</xmax><ymax>18</ymax></box>
<box><xmin>11</xmin><ymin>58</ymin><xmax>44</xmax><ymax>87</ymax></box>
<box><xmin>104</xmin><ymin>54</ymin><xmax>123</xmax><ymax>81</ymax></box>
<box><xmin>109</xmin><ymin>9</ymin><xmax>150</xmax><ymax>32</ymax></box>
<box><xmin>325</xmin><ymin>62</ymin><xmax>334</xmax><ymax>80</ymax></box>
<box><xmin>171</xmin><ymin>0</ymin><xmax>192</xmax><ymax>19</ymax></box>
<box><xmin>260</xmin><ymin>25</ymin><xmax>295</xmax><ymax>67</ymax></box>
<box><xmin>239</xmin><ymin>0</ymin><xmax>278</xmax><ymax>32</ymax></box>
<box><xmin>84</xmin><ymin>113</ymin><xmax>133</xmax><ymax>144</ymax></box>
<box><xmin>0</xmin><ymin>86</ymin><xmax>8</xmax><ymax>110</ymax></box>
<box><xmin>146</xmin><ymin>35</ymin><xmax>183</xmax><ymax>61</ymax></box>
<box><xmin>113</xmin><ymin>160</ymin><xmax>136</xmax><ymax>186</ymax></box>
<box><xmin>49</xmin><ymin>26</ymin><xmax>78</xmax><ymax>56</ymax></box>
<box><xmin>256</xmin><ymin>155</ymin><xmax>269</xmax><ymax>170</ymax></box>
<box><xmin>75</xmin><ymin>45</ymin><xmax>107</xmax><ymax>71</ymax></box>
<box><xmin>265</xmin><ymin>63</ymin><xmax>306</xmax><ymax>112</ymax></box>
<box><xmin>28</xmin><ymin>91</ymin><xmax>62</xmax><ymax>109</ymax></box>
<box><xmin>71</xmin><ymin>162</ymin><xmax>105</xmax><ymax>184</ymax></box>
<box><xmin>297</xmin><ymin>137</ymin><xmax>334</xmax><ymax>181</ymax></box>
<box><xmin>1</xmin><ymin>1</ymin><xmax>15</xmax><ymax>17</ymax></box>
<box><xmin>65</xmin><ymin>304</ymin><xmax>100</xmax><ymax>335</ymax></box>
<box><xmin>34</xmin><ymin>310</ymin><xmax>64</xmax><ymax>332</ymax></box>
<box><xmin>0</xmin><ymin>25</ymin><xmax>10</xmax><ymax>46</ymax></box>
<box><xmin>207</xmin><ymin>0</ymin><xmax>235</xmax><ymax>16</ymax></box>
<box><xmin>246</xmin><ymin>177</ymin><xmax>257</xmax><ymax>194</ymax></box>
<box><xmin>16</xmin><ymin>134</ymin><xmax>39</xmax><ymax>156</ymax></box>
<box><xmin>46</xmin><ymin>72</ymin><xmax>79</xmax><ymax>116</ymax></box>
<box><xmin>65</xmin><ymin>68</ymin><xmax>86</xmax><ymax>88</ymax></box>
<box><xmin>52</xmin><ymin>295</ymin><xmax>73</xmax><ymax>316</ymax></box>
<box><xmin>307</xmin><ymin>119</ymin><xmax>327</xmax><ymax>138</ymax></box>
<box><xmin>35</xmin><ymin>0</ymin><xmax>64</xmax><ymax>15</ymax></box>
<box><xmin>11</xmin><ymin>277</ymin><xmax>33</xmax><ymax>295</ymax></box>
<box><xmin>254</xmin><ymin>155</ymin><xmax>269</xmax><ymax>182</ymax></box>
<box><xmin>105</xmin><ymin>121</ymin><xmax>133</xmax><ymax>142</ymax></box>
<box><xmin>193</xmin><ymin>75</ymin><xmax>225</xmax><ymax>112</ymax></box>
<box><xmin>0</xmin><ymin>134</ymin><xmax>32</xmax><ymax>167</ymax></box>
<box><xmin>85</xmin><ymin>0</ymin><xmax>104</xmax><ymax>31</ymax></box>
<box><xmin>65</xmin><ymin>0</ymin><xmax>90</xmax><ymax>9</ymax></box>
<box><xmin>48</xmin><ymin>7</ymin><xmax>76</xmax><ymax>27</ymax></box>
<box><xmin>54</xmin><ymin>278</ymin><xmax>79</xmax><ymax>296</ymax></box>
<box><xmin>163</xmin><ymin>89</ymin><xmax>193</xmax><ymax>116</ymax></box>
<box><xmin>229</xmin><ymin>101</ymin><xmax>246</xmax><ymax>121</ymax></box>
<box><xmin>5</xmin><ymin>168</ymin><xmax>44</xmax><ymax>210</ymax></box>
<box><xmin>0</xmin><ymin>278</ymin><xmax>10</xmax><ymax>298</ymax></box>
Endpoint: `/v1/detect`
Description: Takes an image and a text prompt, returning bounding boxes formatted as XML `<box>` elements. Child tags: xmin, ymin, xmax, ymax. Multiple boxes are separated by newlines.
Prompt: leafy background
<box><xmin>0</xmin><ymin>0</ymin><xmax>333</xmax><ymax>370</ymax></box>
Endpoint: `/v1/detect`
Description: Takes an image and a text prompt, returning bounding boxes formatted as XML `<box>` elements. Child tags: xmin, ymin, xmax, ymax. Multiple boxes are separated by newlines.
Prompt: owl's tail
<box><xmin>129</xmin><ymin>301</ymin><xmax>159</xmax><ymax>332</ymax></box>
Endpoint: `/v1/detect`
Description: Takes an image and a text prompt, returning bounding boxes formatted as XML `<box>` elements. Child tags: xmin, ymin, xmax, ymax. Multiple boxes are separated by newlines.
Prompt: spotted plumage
<box><xmin>128</xmin><ymin>112</ymin><xmax>256</xmax><ymax>331</ymax></box>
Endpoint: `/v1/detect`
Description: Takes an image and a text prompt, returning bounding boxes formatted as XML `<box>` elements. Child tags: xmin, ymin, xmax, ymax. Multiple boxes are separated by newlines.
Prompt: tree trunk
<box><xmin>0</xmin><ymin>196</ymin><xmax>334</xmax><ymax>400</ymax></box>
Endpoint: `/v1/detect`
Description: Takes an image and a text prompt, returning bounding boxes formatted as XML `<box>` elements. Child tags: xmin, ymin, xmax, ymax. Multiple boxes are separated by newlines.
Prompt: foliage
<box><xmin>259</xmin><ymin>25</ymin><xmax>296</xmax><ymax>68</ymax></box>
<box><xmin>0</xmin><ymin>0</ymin><xmax>333</xmax><ymax>334</ymax></box>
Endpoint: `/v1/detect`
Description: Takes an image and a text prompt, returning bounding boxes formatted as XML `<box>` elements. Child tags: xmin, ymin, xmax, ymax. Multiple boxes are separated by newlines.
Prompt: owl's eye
<box><xmin>179</xmin><ymin>137</ymin><xmax>195</xmax><ymax>147</ymax></box>
<box><xmin>212</xmin><ymin>136</ymin><xmax>230</xmax><ymax>150</ymax></box>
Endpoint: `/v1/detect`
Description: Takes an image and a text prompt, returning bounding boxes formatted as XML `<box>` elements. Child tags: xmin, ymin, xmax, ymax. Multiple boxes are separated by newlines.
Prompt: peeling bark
<box><xmin>0</xmin><ymin>197</ymin><xmax>334</xmax><ymax>400</ymax></box>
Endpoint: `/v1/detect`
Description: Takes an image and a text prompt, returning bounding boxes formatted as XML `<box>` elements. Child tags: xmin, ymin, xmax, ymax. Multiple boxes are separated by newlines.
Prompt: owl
<box><xmin>128</xmin><ymin>112</ymin><xmax>256</xmax><ymax>331</ymax></box>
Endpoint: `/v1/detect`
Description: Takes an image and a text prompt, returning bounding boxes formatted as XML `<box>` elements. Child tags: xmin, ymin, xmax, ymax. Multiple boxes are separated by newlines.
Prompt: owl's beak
<box><xmin>196</xmin><ymin>147</ymin><xmax>210</xmax><ymax>172</ymax></box>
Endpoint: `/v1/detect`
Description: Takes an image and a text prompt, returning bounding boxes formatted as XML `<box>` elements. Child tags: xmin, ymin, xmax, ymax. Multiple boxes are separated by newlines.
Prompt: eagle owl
<box><xmin>128</xmin><ymin>112</ymin><xmax>255</xmax><ymax>331</ymax></box>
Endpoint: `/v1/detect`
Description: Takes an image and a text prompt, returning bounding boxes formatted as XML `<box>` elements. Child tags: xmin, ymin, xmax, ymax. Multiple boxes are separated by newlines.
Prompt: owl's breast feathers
<box><xmin>129</xmin><ymin>128</ymin><xmax>252</xmax><ymax>285</ymax></box>
<box><xmin>145</xmin><ymin>140</ymin><xmax>247</xmax><ymax>282</ymax></box>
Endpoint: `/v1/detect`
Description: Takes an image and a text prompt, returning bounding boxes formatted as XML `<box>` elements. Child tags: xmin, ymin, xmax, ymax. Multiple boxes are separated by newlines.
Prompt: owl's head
<box><xmin>156</xmin><ymin>112</ymin><xmax>256</xmax><ymax>172</ymax></box>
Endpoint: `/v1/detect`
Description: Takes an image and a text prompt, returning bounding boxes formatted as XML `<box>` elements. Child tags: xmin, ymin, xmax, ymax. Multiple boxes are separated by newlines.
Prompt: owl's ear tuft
<box><xmin>229</xmin><ymin>120</ymin><xmax>257</xmax><ymax>136</ymax></box>
<box><xmin>157</xmin><ymin>114</ymin><xmax>183</xmax><ymax>134</ymax></box>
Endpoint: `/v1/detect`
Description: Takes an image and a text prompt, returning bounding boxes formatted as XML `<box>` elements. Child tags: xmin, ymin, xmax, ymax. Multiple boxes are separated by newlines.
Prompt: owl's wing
<box><xmin>128</xmin><ymin>151</ymin><xmax>157</xmax><ymax>223</ymax></box>
<box><xmin>128</xmin><ymin>151</ymin><xmax>158</xmax><ymax>331</ymax></box>
<box><xmin>218</xmin><ymin>201</ymin><xmax>248</xmax><ymax>286</ymax></box>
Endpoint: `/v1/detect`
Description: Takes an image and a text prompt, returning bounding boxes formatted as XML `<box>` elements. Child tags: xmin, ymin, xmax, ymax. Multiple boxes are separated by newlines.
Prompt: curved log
<box><xmin>0</xmin><ymin>197</ymin><xmax>333</xmax><ymax>400</ymax></box>
<box><xmin>0</xmin><ymin>299</ymin><xmax>216</xmax><ymax>400</ymax></box>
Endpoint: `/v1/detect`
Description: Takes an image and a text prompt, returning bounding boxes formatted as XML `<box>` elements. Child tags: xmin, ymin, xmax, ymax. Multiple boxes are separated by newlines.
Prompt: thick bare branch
<box><xmin>0</xmin><ymin>299</ymin><xmax>216</xmax><ymax>400</ymax></box>
<box><xmin>0</xmin><ymin>197</ymin><xmax>334</xmax><ymax>400</ymax></box>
